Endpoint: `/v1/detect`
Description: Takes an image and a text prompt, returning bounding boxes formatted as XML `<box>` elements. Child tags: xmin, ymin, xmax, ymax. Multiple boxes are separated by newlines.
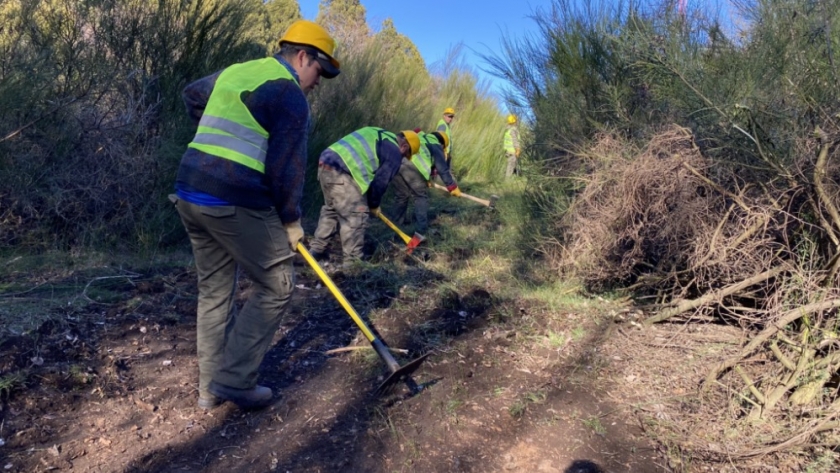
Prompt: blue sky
<box><xmin>297</xmin><ymin>0</ymin><xmax>557</xmax><ymax>101</ymax></box>
<box><xmin>296</xmin><ymin>1</ymin><xmax>741</xmax><ymax>105</ymax></box>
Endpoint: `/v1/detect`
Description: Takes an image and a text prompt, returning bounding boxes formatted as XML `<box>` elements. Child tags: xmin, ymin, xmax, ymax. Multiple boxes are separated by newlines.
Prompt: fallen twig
<box><xmin>325</xmin><ymin>345</ymin><xmax>408</xmax><ymax>355</ymax></box>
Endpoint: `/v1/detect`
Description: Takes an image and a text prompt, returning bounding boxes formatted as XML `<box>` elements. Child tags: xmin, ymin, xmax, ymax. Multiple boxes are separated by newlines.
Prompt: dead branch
<box><xmin>74</xmin><ymin>273</ymin><xmax>141</xmax><ymax>305</ymax></box>
<box><xmin>1</xmin><ymin>95</ymin><xmax>85</xmax><ymax>144</ymax></box>
<box><xmin>681</xmin><ymin>162</ymin><xmax>749</xmax><ymax>211</ymax></box>
<box><xmin>750</xmin><ymin>329</ymin><xmax>814</xmax><ymax>420</ymax></box>
<box><xmin>704</xmin><ymin>298</ymin><xmax>840</xmax><ymax>386</ymax></box>
<box><xmin>734</xmin><ymin>365</ymin><xmax>765</xmax><ymax>404</ymax></box>
<box><xmin>823</xmin><ymin>251</ymin><xmax>840</xmax><ymax>286</ymax></box>
<box><xmin>812</xmin><ymin>131</ymin><xmax>840</xmax><ymax>237</ymax></box>
<box><xmin>769</xmin><ymin>341</ymin><xmax>796</xmax><ymax>371</ymax></box>
<box><xmin>643</xmin><ymin>266</ymin><xmax>785</xmax><ymax>325</ymax></box>
<box><xmin>724</xmin><ymin>397</ymin><xmax>840</xmax><ymax>458</ymax></box>
<box><xmin>730</xmin><ymin>213</ymin><xmax>770</xmax><ymax>249</ymax></box>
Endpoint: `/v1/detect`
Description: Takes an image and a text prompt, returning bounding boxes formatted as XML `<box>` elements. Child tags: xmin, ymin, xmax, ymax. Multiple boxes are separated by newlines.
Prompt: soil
<box><xmin>0</xmin><ymin>253</ymin><xmax>668</xmax><ymax>473</ymax></box>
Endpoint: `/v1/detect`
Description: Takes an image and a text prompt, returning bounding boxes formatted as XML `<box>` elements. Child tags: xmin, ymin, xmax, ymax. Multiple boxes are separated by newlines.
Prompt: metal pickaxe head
<box><xmin>489</xmin><ymin>195</ymin><xmax>499</xmax><ymax>209</ymax></box>
<box><xmin>375</xmin><ymin>352</ymin><xmax>431</xmax><ymax>395</ymax></box>
<box><xmin>405</xmin><ymin>232</ymin><xmax>426</xmax><ymax>254</ymax></box>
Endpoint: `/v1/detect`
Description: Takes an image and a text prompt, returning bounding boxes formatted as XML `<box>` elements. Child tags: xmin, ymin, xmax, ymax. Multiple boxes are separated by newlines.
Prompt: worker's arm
<box><xmin>182</xmin><ymin>71</ymin><xmax>222</xmax><ymax>125</ymax></box>
<box><xmin>430</xmin><ymin>145</ymin><xmax>458</xmax><ymax>190</ymax></box>
<box><xmin>366</xmin><ymin>140</ymin><xmax>403</xmax><ymax>210</ymax></box>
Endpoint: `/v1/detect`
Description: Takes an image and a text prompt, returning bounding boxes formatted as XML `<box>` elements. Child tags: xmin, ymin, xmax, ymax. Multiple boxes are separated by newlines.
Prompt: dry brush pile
<box><xmin>545</xmin><ymin>124</ymin><xmax>840</xmax><ymax>457</ymax></box>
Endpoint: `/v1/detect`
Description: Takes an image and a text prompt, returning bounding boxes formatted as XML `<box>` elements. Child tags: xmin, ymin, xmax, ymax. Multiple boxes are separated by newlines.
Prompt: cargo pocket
<box><xmin>200</xmin><ymin>206</ymin><xmax>236</xmax><ymax>218</ymax></box>
<box><xmin>257</xmin><ymin>208</ymin><xmax>293</xmax><ymax>265</ymax></box>
<box><xmin>347</xmin><ymin>208</ymin><xmax>370</xmax><ymax>231</ymax></box>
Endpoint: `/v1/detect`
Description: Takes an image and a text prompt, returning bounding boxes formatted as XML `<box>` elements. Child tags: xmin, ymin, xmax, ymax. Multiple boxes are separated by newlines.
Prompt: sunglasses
<box><xmin>304</xmin><ymin>47</ymin><xmax>340</xmax><ymax>78</ymax></box>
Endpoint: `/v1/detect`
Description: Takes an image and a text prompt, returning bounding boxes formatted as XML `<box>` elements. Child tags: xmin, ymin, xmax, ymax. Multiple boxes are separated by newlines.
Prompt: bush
<box><xmin>0</xmin><ymin>0</ymin><xmax>267</xmax><ymax>251</ymax></box>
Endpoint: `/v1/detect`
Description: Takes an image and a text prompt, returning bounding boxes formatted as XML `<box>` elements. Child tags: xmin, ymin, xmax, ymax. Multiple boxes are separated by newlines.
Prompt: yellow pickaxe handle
<box><xmin>375</xmin><ymin>212</ymin><xmax>411</xmax><ymax>244</ymax></box>
<box><xmin>297</xmin><ymin>243</ymin><xmax>376</xmax><ymax>343</ymax></box>
<box><xmin>432</xmin><ymin>183</ymin><xmax>496</xmax><ymax>207</ymax></box>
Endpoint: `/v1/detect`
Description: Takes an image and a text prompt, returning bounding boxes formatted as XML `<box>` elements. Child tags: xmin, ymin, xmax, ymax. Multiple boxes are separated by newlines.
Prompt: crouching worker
<box><xmin>308</xmin><ymin>128</ymin><xmax>421</xmax><ymax>264</ymax></box>
<box><xmin>171</xmin><ymin>20</ymin><xmax>340</xmax><ymax>410</ymax></box>
<box><xmin>392</xmin><ymin>130</ymin><xmax>461</xmax><ymax>234</ymax></box>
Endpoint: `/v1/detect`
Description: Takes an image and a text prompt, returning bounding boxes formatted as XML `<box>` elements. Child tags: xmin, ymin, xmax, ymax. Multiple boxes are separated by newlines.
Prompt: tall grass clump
<box><xmin>429</xmin><ymin>48</ymin><xmax>507</xmax><ymax>181</ymax></box>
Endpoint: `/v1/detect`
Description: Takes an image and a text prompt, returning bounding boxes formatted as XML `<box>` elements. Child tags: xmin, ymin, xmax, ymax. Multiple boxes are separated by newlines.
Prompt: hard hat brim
<box><xmin>283</xmin><ymin>42</ymin><xmax>341</xmax><ymax>78</ymax></box>
<box><xmin>315</xmin><ymin>53</ymin><xmax>340</xmax><ymax>78</ymax></box>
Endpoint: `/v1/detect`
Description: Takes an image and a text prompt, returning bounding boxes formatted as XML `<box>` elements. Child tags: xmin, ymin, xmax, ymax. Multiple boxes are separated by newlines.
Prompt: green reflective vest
<box><xmin>408</xmin><ymin>133</ymin><xmax>436</xmax><ymax>180</ymax></box>
<box><xmin>328</xmin><ymin>127</ymin><xmax>398</xmax><ymax>194</ymax></box>
<box><xmin>187</xmin><ymin>57</ymin><xmax>297</xmax><ymax>173</ymax></box>
<box><xmin>436</xmin><ymin>119</ymin><xmax>452</xmax><ymax>157</ymax></box>
<box><xmin>504</xmin><ymin>127</ymin><xmax>517</xmax><ymax>154</ymax></box>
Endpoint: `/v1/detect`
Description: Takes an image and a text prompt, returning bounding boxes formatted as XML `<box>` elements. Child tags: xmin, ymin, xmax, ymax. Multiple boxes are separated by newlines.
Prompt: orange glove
<box><xmin>515</xmin><ymin>149</ymin><xmax>521</xmax><ymax>158</ymax></box>
<box><xmin>426</xmin><ymin>180</ymin><xmax>433</xmax><ymax>188</ymax></box>
<box><xmin>450</xmin><ymin>187</ymin><xmax>462</xmax><ymax>198</ymax></box>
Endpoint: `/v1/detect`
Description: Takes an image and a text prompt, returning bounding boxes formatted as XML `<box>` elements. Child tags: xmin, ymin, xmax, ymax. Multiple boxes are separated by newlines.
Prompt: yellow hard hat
<box><xmin>401</xmin><ymin>130</ymin><xmax>421</xmax><ymax>156</ymax></box>
<box><xmin>432</xmin><ymin>131</ymin><xmax>449</xmax><ymax>151</ymax></box>
<box><xmin>279</xmin><ymin>20</ymin><xmax>341</xmax><ymax>78</ymax></box>
<box><xmin>443</xmin><ymin>107</ymin><xmax>455</xmax><ymax>116</ymax></box>
<box><xmin>507</xmin><ymin>114</ymin><xmax>517</xmax><ymax>124</ymax></box>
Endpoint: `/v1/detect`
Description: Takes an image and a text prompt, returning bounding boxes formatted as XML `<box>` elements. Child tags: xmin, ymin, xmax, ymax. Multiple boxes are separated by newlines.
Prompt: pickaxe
<box><xmin>297</xmin><ymin>243</ymin><xmax>429</xmax><ymax>394</ymax></box>
<box><xmin>375</xmin><ymin>212</ymin><xmax>425</xmax><ymax>254</ymax></box>
<box><xmin>432</xmin><ymin>183</ymin><xmax>499</xmax><ymax>208</ymax></box>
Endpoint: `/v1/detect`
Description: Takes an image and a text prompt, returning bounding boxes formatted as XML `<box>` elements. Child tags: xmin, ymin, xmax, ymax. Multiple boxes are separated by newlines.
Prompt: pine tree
<box><xmin>373</xmin><ymin>18</ymin><xmax>424</xmax><ymax>68</ymax></box>
<box><xmin>315</xmin><ymin>0</ymin><xmax>370</xmax><ymax>54</ymax></box>
<box><xmin>263</xmin><ymin>0</ymin><xmax>301</xmax><ymax>52</ymax></box>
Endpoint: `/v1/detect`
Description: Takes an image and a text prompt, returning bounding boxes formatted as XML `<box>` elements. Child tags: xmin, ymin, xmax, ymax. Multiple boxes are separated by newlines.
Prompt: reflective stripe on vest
<box><xmin>188</xmin><ymin>57</ymin><xmax>297</xmax><ymax>172</ymax></box>
<box><xmin>409</xmin><ymin>133</ymin><xmax>435</xmax><ymax>180</ymax></box>
<box><xmin>504</xmin><ymin>128</ymin><xmax>516</xmax><ymax>153</ymax></box>
<box><xmin>436</xmin><ymin>119</ymin><xmax>451</xmax><ymax>156</ymax></box>
<box><xmin>328</xmin><ymin>127</ymin><xmax>398</xmax><ymax>194</ymax></box>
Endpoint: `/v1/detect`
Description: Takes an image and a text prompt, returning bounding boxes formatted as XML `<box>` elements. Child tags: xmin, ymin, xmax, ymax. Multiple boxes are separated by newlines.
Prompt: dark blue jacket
<box><xmin>175</xmin><ymin>56</ymin><xmax>309</xmax><ymax>224</ymax></box>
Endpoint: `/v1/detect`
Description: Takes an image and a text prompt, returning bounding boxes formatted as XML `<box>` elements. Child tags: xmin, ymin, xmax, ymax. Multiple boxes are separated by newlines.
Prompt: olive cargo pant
<box><xmin>173</xmin><ymin>197</ymin><xmax>295</xmax><ymax>397</ymax></box>
<box><xmin>309</xmin><ymin>166</ymin><xmax>370</xmax><ymax>260</ymax></box>
<box><xmin>391</xmin><ymin>158</ymin><xmax>429</xmax><ymax>234</ymax></box>
<box><xmin>505</xmin><ymin>152</ymin><xmax>518</xmax><ymax>178</ymax></box>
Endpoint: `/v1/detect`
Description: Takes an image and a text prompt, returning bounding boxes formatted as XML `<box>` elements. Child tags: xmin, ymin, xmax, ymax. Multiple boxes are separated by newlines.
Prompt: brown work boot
<box><xmin>208</xmin><ymin>381</ymin><xmax>273</xmax><ymax>409</ymax></box>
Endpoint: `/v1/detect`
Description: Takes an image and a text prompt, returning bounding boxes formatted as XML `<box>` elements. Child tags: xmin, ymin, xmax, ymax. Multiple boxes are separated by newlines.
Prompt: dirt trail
<box><xmin>0</xmin><ymin>257</ymin><xmax>665</xmax><ymax>473</ymax></box>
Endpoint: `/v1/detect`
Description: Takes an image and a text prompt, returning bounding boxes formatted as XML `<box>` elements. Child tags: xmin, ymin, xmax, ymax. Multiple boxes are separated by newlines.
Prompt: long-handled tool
<box><xmin>375</xmin><ymin>212</ymin><xmax>425</xmax><ymax>254</ymax></box>
<box><xmin>297</xmin><ymin>243</ymin><xmax>429</xmax><ymax>394</ymax></box>
<box><xmin>432</xmin><ymin>183</ymin><xmax>499</xmax><ymax>208</ymax></box>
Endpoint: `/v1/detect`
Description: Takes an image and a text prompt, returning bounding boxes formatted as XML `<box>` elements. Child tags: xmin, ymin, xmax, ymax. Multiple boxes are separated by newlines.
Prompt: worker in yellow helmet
<box><xmin>171</xmin><ymin>20</ymin><xmax>340</xmax><ymax>410</ymax></box>
<box><xmin>504</xmin><ymin>114</ymin><xmax>521</xmax><ymax>178</ymax></box>
<box><xmin>437</xmin><ymin>107</ymin><xmax>455</xmax><ymax>163</ymax></box>
<box><xmin>308</xmin><ymin>128</ymin><xmax>421</xmax><ymax>265</ymax></box>
<box><xmin>391</xmin><ymin>130</ymin><xmax>461</xmax><ymax>235</ymax></box>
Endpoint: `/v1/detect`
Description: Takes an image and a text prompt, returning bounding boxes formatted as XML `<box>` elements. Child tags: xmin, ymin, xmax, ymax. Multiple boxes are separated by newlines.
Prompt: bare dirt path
<box><xmin>0</xmin><ymin>255</ymin><xmax>666</xmax><ymax>473</ymax></box>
